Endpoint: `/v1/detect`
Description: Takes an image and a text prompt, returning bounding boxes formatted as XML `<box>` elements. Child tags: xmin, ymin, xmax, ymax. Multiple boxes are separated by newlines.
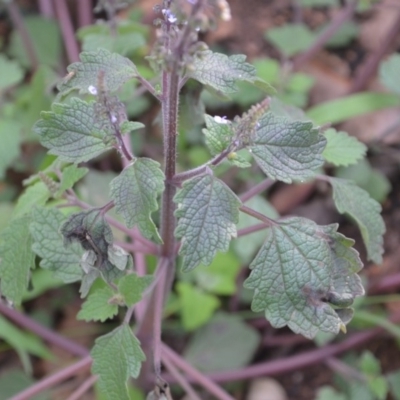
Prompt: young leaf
<box><xmin>0</xmin><ymin>215</ymin><xmax>35</xmax><ymax>305</ymax></box>
<box><xmin>322</xmin><ymin>129</ymin><xmax>367</xmax><ymax>166</ymax></box>
<box><xmin>188</xmin><ymin>50</ymin><xmax>273</xmax><ymax>95</ymax></box>
<box><xmin>244</xmin><ymin>217</ymin><xmax>364</xmax><ymax>338</ymax></box>
<box><xmin>58</xmin><ymin>165</ymin><xmax>89</xmax><ymax>195</ymax></box>
<box><xmin>176</xmin><ymin>282</ymin><xmax>220</xmax><ymax>331</ymax></box>
<box><xmin>91</xmin><ymin>325</ymin><xmax>145</xmax><ymax>400</ymax></box>
<box><xmin>77</xmin><ymin>286</ymin><xmax>118</xmax><ymax>322</ymax></box>
<box><xmin>329</xmin><ymin>178</ymin><xmax>385</xmax><ymax>264</ymax></box>
<box><xmin>13</xmin><ymin>182</ymin><xmax>50</xmax><ymax>218</ymax></box>
<box><xmin>174</xmin><ymin>174</ymin><xmax>241</xmax><ymax>271</ymax></box>
<box><xmin>34</xmin><ymin>98</ymin><xmax>113</xmax><ymax>163</ymax></box>
<box><xmin>379</xmin><ymin>53</ymin><xmax>400</xmax><ymax>96</ymax></box>
<box><xmin>30</xmin><ymin>207</ymin><xmax>83</xmax><ymax>283</ymax></box>
<box><xmin>57</xmin><ymin>48</ymin><xmax>138</xmax><ymax>96</ymax></box>
<box><xmin>118</xmin><ymin>274</ymin><xmax>153</xmax><ymax>307</ymax></box>
<box><xmin>249</xmin><ymin>112</ymin><xmax>326</xmax><ymax>183</ymax></box>
<box><xmin>110</xmin><ymin>158</ymin><xmax>164</xmax><ymax>242</ymax></box>
<box><xmin>203</xmin><ymin>114</ymin><xmax>234</xmax><ymax>155</ymax></box>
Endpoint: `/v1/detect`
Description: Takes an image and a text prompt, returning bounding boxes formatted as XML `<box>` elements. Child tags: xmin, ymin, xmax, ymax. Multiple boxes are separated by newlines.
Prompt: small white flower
<box><xmin>88</xmin><ymin>85</ymin><xmax>98</xmax><ymax>95</ymax></box>
<box><xmin>162</xmin><ymin>9</ymin><xmax>177</xmax><ymax>23</ymax></box>
<box><xmin>111</xmin><ymin>114</ymin><xmax>118</xmax><ymax>123</ymax></box>
<box><xmin>217</xmin><ymin>0</ymin><xmax>231</xmax><ymax>21</ymax></box>
<box><xmin>214</xmin><ymin>115</ymin><xmax>229</xmax><ymax>124</ymax></box>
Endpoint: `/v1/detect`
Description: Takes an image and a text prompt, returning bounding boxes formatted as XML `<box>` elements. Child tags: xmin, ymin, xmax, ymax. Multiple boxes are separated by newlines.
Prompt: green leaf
<box><xmin>387</xmin><ymin>371</ymin><xmax>400</xmax><ymax>400</ymax></box>
<box><xmin>174</xmin><ymin>175</ymin><xmax>241</xmax><ymax>271</ymax></box>
<box><xmin>0</xmin><ymin>55</ymin><xmax>24</xmax><ymax>91</ymax></box>
<box><xmin>322</xmin><ymin>129</ymin><xmax>367</xmax><ymax>166</ymax></box>
<box><xmin>30</xmin><ymin>207</ymin><xmax>83</xmax><ymax>283</ymax></box>
<box><xmin>194</xmin><ymin>251</ymin><xmax>241</xmax><ymax>295</ymax></box>
<box><xmin>266</xmin><ymin>24</ymin><xmax>316</xmax><ymax>57</ymax></box>
<box><xmin>58</xmin><ymin>165</ymin><xmax>89</xmax><ymax>195</ymax></box>
<box><xmin>33</xmin><ymin>98</ymin><xmax>113</xmax><ymax>163</ymax></box>
<box><xmin>244</xmin><ymin>217</ymin><xmax>364</xmax><ymax>338</ymax></box>
<box><xmin>234</xmin><ymin>196</ymin><xmax>279</xmax><ymax>263</ymax></box>
<box><xmin>176</xmin><ymin>282</ymin><xmax>220</xmax><ymax>331</ymax></box>
<box><xmin>0</xmin><ymin>119</ymin><xmax>22</xmax><ymax>179</ymax></box>
<box><xmin>315</xmin><ymin>386</ymin><xmax>346</xmax><ymax>400</ymax></box>
<box><xmin>120</xmin><ymin>121</ymin><xmax>145</xmax><ymax>135</ymax></box>
<box><xmin>335</xmin><ymin>159</ymin><xmax>391</xmax><ymax>203</ymax></box>
<box><xmin>306</xmin><ymin>92</ymin><xmax>400</xmax><ymax>125</ymax></box>
<box><xmin>0</xmin><ymin>215</ymin><xmax>35</xmax><ymax>305</ymax></box>
<box><xmin>118</xmin><ymin>274</ymin><xmax>152</xmax><ymax>307</ymax></box>
<box><xmin>360</xmin><ymin>351</ymin><xmax>381</xmax><ymax>375</ymax></box>
<box><xmin>58</xmin><ymin>48</ymin><xmax>138</xmax><ymax>96</ymax></box>
<box><xmin>189</xmin><ymin>50</ymin><xmax>273</xmax><ymax>95</ymax></box>
<box><xmin>77</xmin><ymin>286</ymin><xmax>118</xmax><ymax>322</ymax></box>
<box><xmin>110</xmin><ymin>158</ymin><xmax>164</xmax><ymax>242</ymax></box>
<box><xmin>249</xmin><ymin>112</ymin><xmax>326</xmax><ymax>183</ymax></box>
<box><xmin>77</xmin><ymin>23</ymin><xmax>146</xmax><ymax>56</ymax></box>
<box><xmin>91</xmin><ymin>325</ymin><xmax>145</xmax><ymax>400</ymax></box>
<box><xmin>184</xmin><ymin>312</ymin><xmax>260</xmax><ymax>372</ymax></box>
<box><xmin>203</xmin><ymin>114</ymin><xmax>234</xmax><ymax>155</ymax></box>
<box><xmin>0</xmin><ymin>369</ymin><xmax>47</xmax><ymax>400</ymax></box>
<box><xmin>13</xmin><ymin>182</ymin><xmax>50</xmax><ymax>219</ymax></box>
<box><xmin>329</xmin><ymin>178</ymin><xmax>385</xmax><ymax>264</ymax></box>
<box><xmin>9</xmin><ymin>16</ymin><xmax>61</xmax><ymax>69</ymax></box>
<box><xmin>379</xmin><ymin>54</ymin><xmax>400</xmax><ymax>95</ymax></box>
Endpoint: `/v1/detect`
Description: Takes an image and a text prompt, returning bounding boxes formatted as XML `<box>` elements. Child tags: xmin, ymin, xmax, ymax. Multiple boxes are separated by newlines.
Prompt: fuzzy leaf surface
<box><xmin>13</xmin><ymin>182</ymin><xmax>50</xmax><ymax>218</ymax></box>
<box><xmin>175</xmin><ymin>175</ymin><xmax>241</xmax><ymax>271</ymax></box>
<box><xmin>0</xmin><ymin>215</ymin><xmax>35</xmax><ymax>305</ymax></box>
<box><xmin>118</xmin><ymin>274</ymin><xmax>153</xmax><ymax>307</ymax></box>
<box><xmin>189</xmin><ymin>50</ymin><xmax>272</xmax><ymax>95</ymax></box>
<box><xmin>33</xmin><ymin>98</ymin><xmax>113</xmax><ymax>163</ymax></box>
<box><xmin>58</xmin><ymin>48</ymin><xmax>138</xmax><ymax>95</ymax></box>
<box><xmin>244</xmin><ymin>217</ymin><xmax>364</xmax><ymax>338</ymax></box>
<box><xmin>58</xmin><ymin>165</ymin><xmax>89</xmax><ymax>194</ymax></box>
<box><xmin>249</xmin><ymin>112</ymin><xmax>326</xmax><ymax>183</ymax></box>
<box><xmin>203</xmin><ymin>114</ymin><xmax>234</xmax><ymax>155</ymax></box>
<box><xmin>323</xmin><ymin>129</ymin><xmax>366</xmax><ymax>166</ymax></box>
<box><xmin>330</xmin><ymin>178</ymin><xmax>385</xmax><ymax>264</ymax></box>
<box><xmin>91</xmin><ymin>325</ymin><xmax>145</xmax><ymax>400</ymax></box>
<box><xmin>77</xmin><ymin>286</ymin><xmax>118</xmax><ymax>322</ymax></box>
<box><xmin>30</xmin><ymin>207</ymin><xmax>83</xmax><ymax>283</ymax></box>
<box><xmin>110</xmin><ymin>158</ymin><xmax>164</xmax><ymax>242</ymax></box>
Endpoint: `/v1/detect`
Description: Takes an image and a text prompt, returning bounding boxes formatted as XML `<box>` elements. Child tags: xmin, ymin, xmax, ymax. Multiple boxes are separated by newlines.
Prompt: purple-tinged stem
<box><xmin>66</xmin><ymin>375</ymin><xmax>98</xmax><ymax>400</ymax></box>
<box><xmin>38</xmin><ymin>0</ymin><xmax>55</xmax><ymax>18</ymax></box>
<box><xmin>161</xmin><ymin>343</ymin><xmax>235</xmax><ymax>400</ymax></box>
<box><xmin>293</xmin><ymin>0</ymin><xmax>358</xmax><ymax>70</ymax></box>
<box><xmin>162</xmin><ymin>353</ymin><xmax>202</xmax><ymax>400</ymax></box>
<box><xmin>240</xmin><ymin>205</ymin><xmax>276</xmax><ymax>226</ymax></box>
<box><xmin>0</xmin><ymin>302</ymin><xmax>88</xmax><ymax>357</ymax></box>
<box><xmin>6</xmin><ymin>2</ymin><xmax>39</xmax><ymax>70</ymax></box>
<box><xmin>53</xmin><ymin>0</ymin><xmax>80</xmax><ymax>63</ymax></box>
<box><xmin>239</xmin><ymin>178</ymin><xmax>275</xmax><ymax>203</ymax></box>
<box><xmin>9</xmin><ymin>356</ymin><xmax>92</xmax><ymax>400</ymax></box>
<box><xmin>77</xmin><ymin>0</ymin><xmax>93</xmax><ymax>28</ymax></box>
<box><xmin>237</xmin><ymin>222</ymin><xmax>269</xmax><ymax>237</ymax></box>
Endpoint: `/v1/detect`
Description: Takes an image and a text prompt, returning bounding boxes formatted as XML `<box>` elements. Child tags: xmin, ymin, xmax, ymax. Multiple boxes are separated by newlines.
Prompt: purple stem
<box><xmin>349</xmin><ymin>9</ymin><xmax>400</xmax><ymax>93</ymax></box>
<box><xmin>38</xmin><ymin>0</ymin><xmax>55</xmax><ymax>18</ymax></box>
<box><xmin>239</xmin><ymin>178</ymin><xmax>275</xmax><ymax>203</ymax></box>
<box><xmin>237</xmin><ymin>222</ymin><xmax>269</xmax><ymax>237</ymax></box>
<box><xmin>162</xmin><ymin>352</ymin><xmax>202</xmax><ymax>400</ymax></box>
<box><xmin>6</xmin><ymin>2</ymin><xmax>39</xmax><ymax>70</ymax></box>
<box><xmin>66</xmin><ymin>375</ymin><xmax>98</xmax><ymax>400</ymax></box>
<box><xmin>293</xmin><ymin>0</ymin><xmax>359</xmax><ymax>70</ymax></box>
<box><xmin>53</xmin><ymin>0</ymin><xmax>80</xmax><ymax>63</ymax></box>
<box><xmin>9</xmin><ymin>356</ymin><xmax>92</xmax><ymax>400</ymax></box>
<box><xmin>161</xmin><ymin>343</ymin><xmax>235</xmax><ymax>400</ymax></box>
<box><xmin>77</xmin><ymin>0</ymin><xmax>93</xmax><ymax>28</ymax></box>
<box><xmin>0</xmin><ymin>302</ymin><xmax>88</xmax><ymax>357</ymax></box>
